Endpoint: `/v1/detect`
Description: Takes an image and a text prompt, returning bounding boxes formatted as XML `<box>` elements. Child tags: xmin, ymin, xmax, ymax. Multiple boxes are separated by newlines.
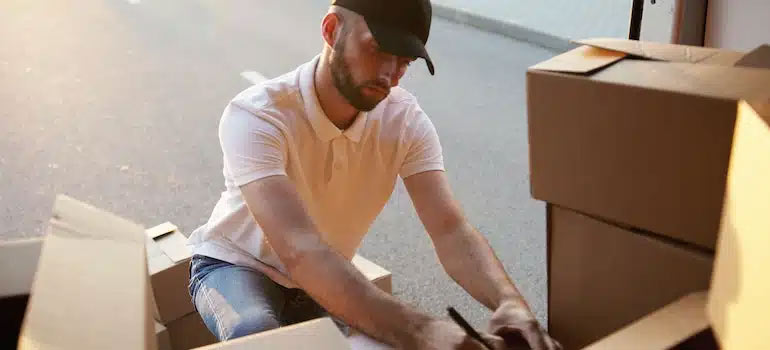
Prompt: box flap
<box><xmin>155</xmin><ymin>231</ymin><xmax>191</xmax><ymax>263</ymax></box>
<box><xmin>707</xmin><ymin>101</ymin><xmax>770</xmax><ymax>349</ymax></box>
<box><xmin>50</xmin><ymin>194</ymin><xmax>146</xmax><ymax>243</ymax></box>
<box><xmin>352</xmin><ymin>255</ymin><xmax>389</xmax><ymax>282</ymax></box>
<box><xmin>146</xmin><ymin>222</ymin><xmax>191</xmax><ymax>263</ymax></box>
<box><xmin>146</xmin><ymin>221</ymin><xmax>178</xmax><ymax>239</ymax></box>
<box><xmin>18</xmin><ymin>195</ymin><xmax>155</xmax><ymax>350</ymax></box>
<box><xmin>530</xmin><ymin>45</ymin><xmax>626</xmax><ymax>73</ymax></box>
<box><xmin>576</xmin><ymin>38</ymin><xmax>744</xmax><ymax>65</ymax></box>
<box><xmin>734</xmin><ymin>44</ymin><xmax>770</xmax><ymax>69</ymax></box>
<box><xmin>0</xmin><ymin>239</ymin><xmax>42</xmax><ymax>297</ymax></box>
<box><xmin>584</xmin><ymin>292</ymin><xmax>708</xmax><ymax>350</ymax></box>
<box><xmin>193</xmin><ymin>318</ymin><xmax>351</xmax><ymax>350</ymax></box>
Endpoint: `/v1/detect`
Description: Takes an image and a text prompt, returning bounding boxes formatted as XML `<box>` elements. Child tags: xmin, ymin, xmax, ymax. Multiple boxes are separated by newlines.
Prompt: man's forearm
<box><xmin>432</xmin><ymin>223</ymin><xmax>529</xmax><ymax>311</ymax></box>
<box><xmin>286</xmin><ymin>235</ymin><xmax>432</xmax><ymax>348</ymax></box>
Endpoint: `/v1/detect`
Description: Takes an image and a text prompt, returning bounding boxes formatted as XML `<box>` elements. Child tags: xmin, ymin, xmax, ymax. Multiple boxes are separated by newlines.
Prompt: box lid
<box><xmin>531</xmin><ymin>38</ymin><xmax>746</xmax><ymax>74</ymax></box>
<box><xmin>18</xmin><ymin>195</ymin><xmax>155</xmax><ymax>350</ymax></box>
<box><xmin>584</xmin><ymin>292</ymin><xmax>709</xmax><ymax>350</ymax></box>
<box><xmin>707</xmin><ymin>101</ymin><xmax>770</xmax><ymax>349</ymax></box>
<box><xmin>576</xmin><ymin>38</ymin><xmax>744</xmax><ymax>65</ymax></box>
<box><xmin>146</xmin><ymin>222</ymin><xmax>191</xmax><ymax>274</ymax></box>
<box><xmin>530</xmin><ymin>45</ymin><xmax>627</xmax><ymax>74</ymax></box>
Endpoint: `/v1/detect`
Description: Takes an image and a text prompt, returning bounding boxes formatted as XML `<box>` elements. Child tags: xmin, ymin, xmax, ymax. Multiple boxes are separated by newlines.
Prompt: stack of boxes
<box><xmin>1</xmin><ymin>195</ymin><xmax>393</xmax><ymax>349</ymax></box>
<box><xmin>527</xmin><ymin>39</ymin><xmax>770</xmax><ymax>349</ymax></box>
<box><xmin>144</xmin><ymin>222</ymin><xmax>215</xmax><ymax>350</ymax></box>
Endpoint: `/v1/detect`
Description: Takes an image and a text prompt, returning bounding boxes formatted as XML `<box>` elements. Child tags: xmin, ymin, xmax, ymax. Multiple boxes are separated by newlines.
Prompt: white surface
<box><xmin>431</xmin><ymin>0</ymin><xmax>632</xmax><ymax>40</ymax></box>
<box><xmin>706</xmin><ymin>0</ymin><xmax>770</xmax><ymax>50</ymax></box>
<box><xmin>348</xmin><ymin>333</ymin><xmax>393</xmax><ymax>350</ymax></box>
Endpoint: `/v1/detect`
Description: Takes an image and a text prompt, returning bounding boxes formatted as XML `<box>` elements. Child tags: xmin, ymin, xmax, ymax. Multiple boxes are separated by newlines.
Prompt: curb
<box><xmin>432</xmin><ymin>3</ymin><xmax>578</xmax><ymax>53</ymax></box>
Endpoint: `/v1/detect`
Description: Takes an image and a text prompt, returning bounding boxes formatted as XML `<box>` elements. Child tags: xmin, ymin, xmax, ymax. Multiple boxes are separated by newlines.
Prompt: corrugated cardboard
<box><xmin>156</xmin><ymin>321</ymin><xmax>172</xmax><ymax>350</ymax></box>
<box><xmin>584</xmin><ymin>292</ymin><xmax>711</xmax><ymax>350</ymax></box>
<box><xmin>548</xmin><ymin>205</ymin><xmax>713</xmax><ymax>350</ymax></box>
<box><xmin>17</xmin><ymin>195</ymin><xmax>156</xmax><ymax>350</ymax></box>
<box><xmin>352</xmin><ymin>255</ymin><xmax>392</xmax><ymax>294</ymax></box>
<box><xmin>193</xmin><ymin>317</ymin><xmax>351</xmax><ymax>350</ymax></box>
<box><xmin>707</xmin><ymin>99</ymin><xmax>770</xmax><ymax>348</ymax></box>
<box><xmin>528</xmin><ymin>39</ymin><xmax>770</xmax><ymax>250</ymax></box>
<box><xmin>146</xmin><ymin>222</ymin><xmax>194</xmax><ymax>324</ymax></box>
<box><xmin>166</xmin><ymin>312</ymin><xmax>218</xmax><ymax>350</ymax></box>
<box><xmin>0</xmin><ymin>239</ymin><xmax>41</xmax><ymax>350</ymax></box>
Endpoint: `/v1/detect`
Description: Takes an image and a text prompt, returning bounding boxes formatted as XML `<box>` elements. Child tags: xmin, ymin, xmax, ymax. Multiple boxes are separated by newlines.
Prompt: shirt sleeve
<box><xmin>219</xmin><ymin>103</ymin><xmax>288</xmax><ymax>187</ymax></box>
<box><xmin>399</xmin><ymin>109</ymin><xmax>446</xmax><ymax>178</ymax></box>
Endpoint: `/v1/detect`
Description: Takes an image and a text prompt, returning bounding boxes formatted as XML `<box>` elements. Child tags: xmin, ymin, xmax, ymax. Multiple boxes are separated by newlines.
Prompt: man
<box><xmin>187</xmin><ymin>0</ymin><xmax>560</xmax><ymax>349</ymax></box>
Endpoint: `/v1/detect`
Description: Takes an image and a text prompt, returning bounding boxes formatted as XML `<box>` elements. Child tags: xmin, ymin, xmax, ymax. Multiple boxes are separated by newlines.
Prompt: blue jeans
<box><xmin>188</xmin><ymin>254</ymin><xmax>348</xmax><ymax>341</ymax></box>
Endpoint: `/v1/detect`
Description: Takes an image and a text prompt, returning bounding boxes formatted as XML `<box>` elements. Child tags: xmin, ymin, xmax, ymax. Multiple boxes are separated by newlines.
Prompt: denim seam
<box><xmin>201</xmin><ymin>284</ymin><xmax>230</xmax><ymax>340</ymax></box>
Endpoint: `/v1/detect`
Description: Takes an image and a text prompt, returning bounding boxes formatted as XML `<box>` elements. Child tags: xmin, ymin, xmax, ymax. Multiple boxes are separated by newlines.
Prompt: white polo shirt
<box><xmin>187</xmin><ymin>56</ymin><xmax>445</xmax><ymax>288</ymax></box>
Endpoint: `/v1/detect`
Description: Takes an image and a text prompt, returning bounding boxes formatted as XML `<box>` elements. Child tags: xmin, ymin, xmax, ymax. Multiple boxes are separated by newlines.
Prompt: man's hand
<box><xmin>487</xmin><ymin>301</ymin><xmax>562</xmax><ymax>350</ymax></box>
<box><xmin>412</xmin><ymin>319</ymin><xmax>506</xmax><ymax>350</ymax></box>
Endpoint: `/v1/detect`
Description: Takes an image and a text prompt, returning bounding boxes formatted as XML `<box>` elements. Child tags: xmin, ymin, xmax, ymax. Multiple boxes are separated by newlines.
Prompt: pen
<box><xmin>447</xmin><ymin>306</ymin><xmax>495</xmax><ymax>350</ymax></box>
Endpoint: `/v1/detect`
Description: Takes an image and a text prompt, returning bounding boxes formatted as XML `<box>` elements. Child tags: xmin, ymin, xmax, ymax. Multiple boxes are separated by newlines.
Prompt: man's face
<box><xmin>330</xmin><ymin>20</ymin><xmax>415</xmax><ymax>111</ymax></box>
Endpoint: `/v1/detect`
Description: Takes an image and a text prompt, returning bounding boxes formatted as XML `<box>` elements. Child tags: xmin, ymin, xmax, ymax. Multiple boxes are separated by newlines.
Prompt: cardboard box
<box><xmin>707</xmin><ymin>70</ymin><xmax>770</xmax><ymax>348</ymax></box>
<box><xmin>194</xmin><ymin>317</ymin><xmax>351</xmax><ymax>350</ymax></box>
<box><xmin>584</xmin><ymin>292</ymin><xmax>715</xmax><ymax>350</ymax></box>
<box><xmin>15</xmin><ymin>195</ymin><xmax>156</xmax><ymax>350</ymax></box>
<box><xmin>548</xmin><ymin>205</ymin><xmax>713</xmax><ymax>350</ymax></box>
<box><xmin>528</xmin><ymin>38</ymin><xmax>770</xmax><ymax>250</ymax></box>
<box><xmin>156</xmin><ymin>321</ymin><xmax>172</xmax><ymax>350</ymax></box>
<box><xmin>352</xmin><ymin>254</ymin><xmax>392</xmax><ymax>294</ymax></box>
<box><xmin>166</xmin><ymin>312</ymin><xmax>218</xmax><ymax>350</ymax></box>
<box><xmin>146</xmin><ymin>222</ymin><xmax>194</xmax><ymax>324</ymax></box>
<box><xmin>0</xmin><ymin>238</ymin><xmax>42</xmax><ymax>349</ymax></box>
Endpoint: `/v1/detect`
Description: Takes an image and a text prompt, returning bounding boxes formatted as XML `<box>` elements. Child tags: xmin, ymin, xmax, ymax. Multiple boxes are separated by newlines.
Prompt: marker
<box><xmin>447</xmin><ymin>307</ymin><xmax>495</xmax><ymax>350</ymax></box>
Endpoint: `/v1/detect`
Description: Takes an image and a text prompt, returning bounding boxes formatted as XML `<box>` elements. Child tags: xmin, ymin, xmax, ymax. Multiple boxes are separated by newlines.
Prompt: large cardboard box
<box><xmin>528</xmin><ymin>38</ymin><xmax>770</xmax><ymax>250</ymax></box>
<box><xmin>156</xmin><ymin>321</ymin><xmax>172</xmax><ymax>350</ymax></box>
<box><xmin>548</xmin><ymin>205</ymin><xmax>714</xmax><ymax>350</ymax></box>
<box><xmin>11</xmin><ymin>195</ymin><xmax>156</xmax><ymax>349</ymax></box>
<box><xmin>584</xmin><ymin>292</ymin><xmax>716</xmax><ymax>350</ymax></box>
<box><xmin>194</xmin><ymin>318</ymin><xmax>351</xmax><ymax>350</ymax></box>
<box><xmin>146</xmin><ymin>222</ymin><xmax>195</xmax><ymax>324</ymax></box>
<box><xmin>707</xmin><ymin>73</ymin><xmax>770</xmax><ymax>348</ymax></box>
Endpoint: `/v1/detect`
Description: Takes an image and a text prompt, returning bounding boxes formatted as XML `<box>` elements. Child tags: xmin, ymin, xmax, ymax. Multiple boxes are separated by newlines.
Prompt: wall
<box><xmin>706</xmin><ymin>0</ymin><xmax>770</xmax><ymax>50</ymax></box>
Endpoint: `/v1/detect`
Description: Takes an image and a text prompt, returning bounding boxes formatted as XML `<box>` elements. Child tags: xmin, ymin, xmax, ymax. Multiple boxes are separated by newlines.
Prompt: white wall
<box><xmin>432</xmin><ymin>0</ymin><xmax>633</xmax><ymax>41</ymax></box>
<box><xmin>706</xmin><ymin>0</ymin><xmax>770</xmax><ymax>50</ymax></box>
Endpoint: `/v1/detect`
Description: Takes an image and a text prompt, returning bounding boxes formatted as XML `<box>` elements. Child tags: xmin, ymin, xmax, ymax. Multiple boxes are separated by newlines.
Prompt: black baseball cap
<box><xmin>332</xmin><ymin>0</ymin><xmax>435</xmax><ymax>75</ymax></box>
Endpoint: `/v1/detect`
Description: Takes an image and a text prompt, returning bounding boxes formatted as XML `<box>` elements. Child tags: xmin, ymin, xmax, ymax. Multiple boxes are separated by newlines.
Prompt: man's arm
<box><xmin>240</xmin><ymin>175</ymin><xmax>494</xmax><ymax>349</ymax></box>
<box><xmin>404</xmin><ymin>171</ymin><xmax>560</xmax><ymax>350</ymax></box>
<box><xmin>403</xmin><ymin>170</ymin><xmax>526</xmax><ymax>310</ymax></box>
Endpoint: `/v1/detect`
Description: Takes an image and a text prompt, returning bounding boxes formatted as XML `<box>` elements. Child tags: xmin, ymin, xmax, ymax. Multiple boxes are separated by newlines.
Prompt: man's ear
<box><xmin>321</xmin><ymin>13</ymin><xmax>341</xmax><ymax>48</ymax></box>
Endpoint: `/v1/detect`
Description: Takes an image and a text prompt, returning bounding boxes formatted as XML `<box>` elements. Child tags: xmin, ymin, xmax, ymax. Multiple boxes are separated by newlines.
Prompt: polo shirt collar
<box><xmin>300</xmin><ymin>56</ymin><xmax>369</xmax><ymax>143</ymax></box>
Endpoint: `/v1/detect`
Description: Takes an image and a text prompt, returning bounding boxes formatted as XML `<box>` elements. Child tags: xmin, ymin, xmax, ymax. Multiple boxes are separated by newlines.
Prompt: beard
<box><xmin>330</xmin><ymin>38</ymin><xmax>388</xmax><ymax>112</ymax></box>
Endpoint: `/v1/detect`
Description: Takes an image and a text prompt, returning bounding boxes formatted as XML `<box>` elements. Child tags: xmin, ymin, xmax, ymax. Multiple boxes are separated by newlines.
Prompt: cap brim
<box><xmin>365</xmin><ymin>19</ymin><xmax>435</xmax><ymax>75</ymax></box>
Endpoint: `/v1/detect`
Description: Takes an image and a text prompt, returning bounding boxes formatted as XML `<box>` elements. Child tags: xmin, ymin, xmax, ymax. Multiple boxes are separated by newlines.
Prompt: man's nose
<box><xmin>379</xmin><ymin>54</ymin><xmax>399</xmax><ymax>80</ymax></box>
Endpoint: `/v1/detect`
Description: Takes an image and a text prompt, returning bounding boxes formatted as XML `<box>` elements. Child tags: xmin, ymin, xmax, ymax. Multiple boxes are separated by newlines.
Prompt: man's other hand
<box><xmin>487</xmin><ymin>301</ymin><xmax>562</xmax><ymax>350</ymax></box>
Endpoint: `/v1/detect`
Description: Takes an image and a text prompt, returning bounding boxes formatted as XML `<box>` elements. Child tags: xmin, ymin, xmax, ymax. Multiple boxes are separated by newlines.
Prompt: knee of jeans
<box><xmin>226</xmin><ymin>309</ymin><xmax>281</xmax><ymax>340</ymax></box>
